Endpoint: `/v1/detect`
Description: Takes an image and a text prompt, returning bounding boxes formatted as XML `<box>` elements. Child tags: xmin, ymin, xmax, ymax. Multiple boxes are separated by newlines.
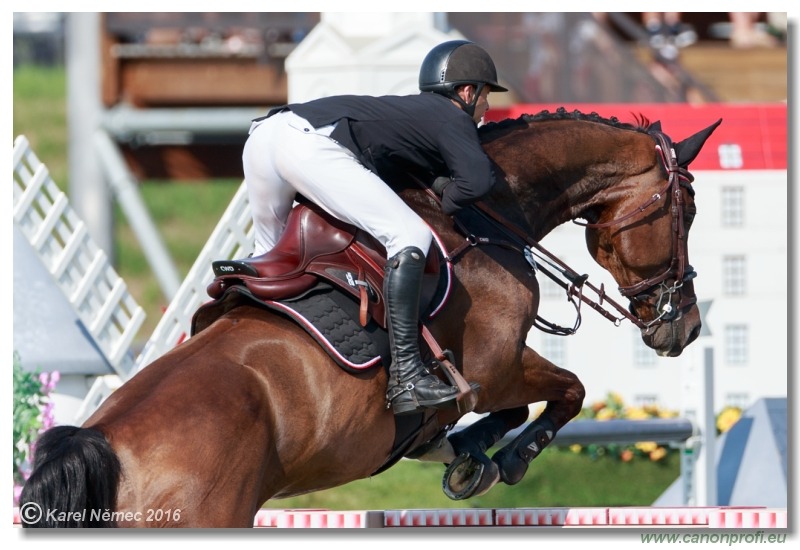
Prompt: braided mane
<box><xmin>479</xmin><ymin>107</ymin><xmax>653</xmax><ymax>141</ymax></box>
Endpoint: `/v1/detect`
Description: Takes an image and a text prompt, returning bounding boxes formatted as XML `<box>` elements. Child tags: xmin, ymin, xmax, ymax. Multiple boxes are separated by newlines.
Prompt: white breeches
<box><xmin>243</xmin><ymin>111</ymin><xmax>433</xmax><ymax>259</ymax></box>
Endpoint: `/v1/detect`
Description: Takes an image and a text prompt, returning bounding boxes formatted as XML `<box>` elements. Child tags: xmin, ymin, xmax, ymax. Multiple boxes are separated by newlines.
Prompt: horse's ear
<box><xmin>649</xmin><ymin>120</ymin><xmax>662</xmax><ymax>132</ymax></box>
<box><xmin>674</xmin><ymin>119</ymin><xmax>723</xmax><ymax>168</ymax></box>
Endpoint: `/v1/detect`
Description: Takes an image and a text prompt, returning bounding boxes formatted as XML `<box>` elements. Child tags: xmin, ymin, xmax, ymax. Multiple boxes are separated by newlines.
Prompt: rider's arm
<box><xmin>435</xmin><ymin>118</ymin><xmax>496</xmax><ymax>215</ymax></box>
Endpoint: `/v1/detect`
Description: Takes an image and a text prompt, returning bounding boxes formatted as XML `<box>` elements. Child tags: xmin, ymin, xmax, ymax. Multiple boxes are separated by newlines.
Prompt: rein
<box><xmin>422</xmin><ymin>190</ymin><xmax>635</xmax><ymax>335</ymax></box>
<box><xmin>425</xmin><ymin>130</ymin><xmax>696</xmax><ymax>334</ymax></box>
<box><xmin>458</xmin><ymin>200</ymin><xmax>640</xmax><ymax>335</ymax></box>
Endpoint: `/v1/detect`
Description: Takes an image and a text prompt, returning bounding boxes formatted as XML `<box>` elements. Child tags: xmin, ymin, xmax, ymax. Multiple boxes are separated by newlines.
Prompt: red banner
<box><xmin>485</xmin><ymin>103</ymin><xmax>787</xmax><ymax>170</ymax></box>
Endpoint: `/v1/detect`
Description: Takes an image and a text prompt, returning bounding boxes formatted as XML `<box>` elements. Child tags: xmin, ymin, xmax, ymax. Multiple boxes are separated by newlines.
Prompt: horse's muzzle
<box><xmin>640</xmin><ymin>304</ymin><xmax>702</xmax><ymax>357</ymax></box>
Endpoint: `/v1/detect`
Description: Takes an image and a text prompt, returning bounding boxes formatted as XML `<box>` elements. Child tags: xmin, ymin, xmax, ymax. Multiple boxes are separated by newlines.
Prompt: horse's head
<box><xmin>583</xmin><ymin>119</ymin><xmax>721</xmax><ymax>357</ymax></box>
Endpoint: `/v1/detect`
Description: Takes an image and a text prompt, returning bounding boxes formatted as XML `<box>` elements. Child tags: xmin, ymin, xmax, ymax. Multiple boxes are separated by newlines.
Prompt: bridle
<box><xmin>428</xmin><ymin>130</ymin><xmax>698</xmax><ymax>334</ymax></box>
<box><xmin>573</xmin><ymin>131</ymin><xmax>698</xmax><ymax>330</ymax></box>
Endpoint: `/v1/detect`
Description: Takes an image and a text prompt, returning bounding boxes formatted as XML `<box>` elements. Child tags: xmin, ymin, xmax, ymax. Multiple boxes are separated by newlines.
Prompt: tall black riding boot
<box><xmin>384</xmin><ymin>246</ymin><xmax>458</xmax><ymax>415</ymax></box>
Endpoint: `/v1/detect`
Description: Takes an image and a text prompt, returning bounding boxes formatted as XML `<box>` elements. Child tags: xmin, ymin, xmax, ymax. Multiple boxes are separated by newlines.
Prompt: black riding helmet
<box><xmin>419</xmin><ymin>40</ymin><xmax>508</xmax><ymax>117</ymax></box>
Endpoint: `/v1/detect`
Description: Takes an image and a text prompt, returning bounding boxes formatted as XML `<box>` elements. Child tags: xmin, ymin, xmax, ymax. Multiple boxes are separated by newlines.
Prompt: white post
<box><xmin>680</xmin><ymin>350</ymin><xmax>699</xmax><ymax>505</ymax></box>
<box><xmin>66</xmin><ymin>13</ymin><xmax>113</xmax><ymax>255</ymax></box>
<box><xmin>94</xmin><ymin>130</ymin><xmax>181</xmax><ymax>299</ymax></box>
<box><xmin>699</xmin><ymin>347</ymin><xmax>718</xmax><ymax>505</ymax></box>
<box><xmin>680</xmin><ymin>440</ymin><xmax>695</xmax><ymax>505</ymax></box>
<box><xmin>680</xmin><ymin>300</ymin><xmax>716</xmax><ymax>506</ymax></box>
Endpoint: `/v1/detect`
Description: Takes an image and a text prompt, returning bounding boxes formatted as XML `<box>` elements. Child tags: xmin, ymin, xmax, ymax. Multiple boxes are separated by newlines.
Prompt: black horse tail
<box><xmin>19</xmin><ymin>425</ymin><xmax>121</xmax><ymax>528</ymax></box>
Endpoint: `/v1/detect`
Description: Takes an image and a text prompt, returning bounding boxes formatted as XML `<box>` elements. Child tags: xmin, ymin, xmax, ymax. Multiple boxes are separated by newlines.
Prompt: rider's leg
<box><xmin>383</xmin><ymin>247</ymin><xmax>458</xmax><ymax>415</ymax></box>
<box><xmin>261</xmin><ymin>112</ymin><xmax>458</xmax><ymax>415</ymax></box>
<box><xmin>243</xmin><ymin>112</ymin><xmax>303</xmax><ymax>256</ymax></box>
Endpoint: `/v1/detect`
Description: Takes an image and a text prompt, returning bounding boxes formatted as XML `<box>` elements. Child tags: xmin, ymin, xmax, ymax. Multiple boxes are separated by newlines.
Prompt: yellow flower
<box><xmin>595</xmin><ymin>407</ymin><xmax>617</xmax><ymax>421</ymax></box>
<box><xmin>635</xmin><ymin>441</ymin><xmax>658</xmax><ymax>453</ymax></box>
<box><xmin>609</xmin><ymin>392</ymin><xmax>624</xmax><ymax>407</ymax></box>
<box><xmin>625</xmin><ymin>406</ymin><xmax>649</xmax><ymax>420</ymax></box>
<box><xmin>569</xmin><ymin>444</ymin><xmax>582</xmax><ymax>454</ymax></box>
<box><xmin>650</xmin><ymin>447</ymin><xmax>668</xmax><ymax>462</ymax></box>
<box><xmin>717</xmin><ymin>407</ymin><xmax>742</xmax><ymax>433</ymax></box>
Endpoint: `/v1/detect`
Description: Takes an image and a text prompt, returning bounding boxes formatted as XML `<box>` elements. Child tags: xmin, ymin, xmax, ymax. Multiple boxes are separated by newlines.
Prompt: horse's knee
<box><xmin>565</xmin><ymin>378</ymin><xmax>585</xmax><ymax>417</ymax></box>
<box><xmin>545</xmin><ymin>374</ymin><xmax>585</xmax><ymax>427</ymax></box>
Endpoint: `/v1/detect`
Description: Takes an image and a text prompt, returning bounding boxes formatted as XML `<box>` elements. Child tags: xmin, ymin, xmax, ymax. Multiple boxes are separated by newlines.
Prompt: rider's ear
<box><xmin>461</xmin><ymin>84</ymin><xmax>476</xmax><ymax>102</ymax></box>
<box><xmin>674</xmin><ymin>119</ymin><xmax>723</xmax><ymax>168</ymax></box>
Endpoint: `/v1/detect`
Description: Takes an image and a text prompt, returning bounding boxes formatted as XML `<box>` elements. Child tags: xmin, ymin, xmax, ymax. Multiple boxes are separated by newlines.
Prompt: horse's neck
<box><xmin>526</xmin><ymin>172</ymin><xmax>615</xmax><ymax>241</ymax></box>
<box><xmin>485</xmin><ymin>122</ymin><xmax>655</xmax><ymax>242</ymax></box>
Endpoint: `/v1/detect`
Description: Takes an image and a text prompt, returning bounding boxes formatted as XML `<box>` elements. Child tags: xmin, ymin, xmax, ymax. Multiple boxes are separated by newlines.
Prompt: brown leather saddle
<box><xmin>207</xmin><ymin>201</ymin><xmax>451</xmax><ymax>329</ymax></box>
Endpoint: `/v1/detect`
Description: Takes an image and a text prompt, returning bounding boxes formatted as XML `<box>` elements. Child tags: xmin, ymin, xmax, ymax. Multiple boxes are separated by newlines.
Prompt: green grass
<box><xmin>13</xmin><ymin>66</ymin><xmax>69</xmax><ymax>188</ymax></box>
<box><xmin>113</xmin><ymin>180</ymin><xmax>240</xmax><ymax>339</ymax></box>
<box><xmin>13</xmin><ymin>65</ymin><xmax>241</xmax><ymax>342</ymax></box>
<box><xmin>267</xmin><ymin>448</ymin><xmax>679</xmax><ymax>510</ymax></box>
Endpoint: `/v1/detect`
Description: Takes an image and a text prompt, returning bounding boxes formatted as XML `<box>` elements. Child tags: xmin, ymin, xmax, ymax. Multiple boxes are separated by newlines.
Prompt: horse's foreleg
<box><xmin>492</xmin><ymin>346</ymin><xmax>585</xmax><ymax>485</ymax></box>
<box><xmin>491</xmin><ymin>406</ymin><xmax>558</xmax><ymax>485</ymax></box>
<box><xmin>448</xmin><ymin>407</ymin><xmax>529</xmax><ymax>457</ymax></box>
<box><xmin>439</xmin><ymin>407</ymin><xmax>529</xmax><ymax>499</ymax></box>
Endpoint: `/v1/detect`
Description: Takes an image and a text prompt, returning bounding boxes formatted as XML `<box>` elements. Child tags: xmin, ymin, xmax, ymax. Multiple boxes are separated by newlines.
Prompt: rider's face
<box><xmin>472</xmin><ymin>87</ymin><xmax>491</xmax><ymax>123</ymax></box>
<box><xmin>454</xmin><ymin>84</ymin><xmax>491</xmax><ymax>124</ymax></box>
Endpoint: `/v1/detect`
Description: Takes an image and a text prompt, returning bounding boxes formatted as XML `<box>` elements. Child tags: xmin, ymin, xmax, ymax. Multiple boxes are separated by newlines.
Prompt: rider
<box><xmin>242</xmin><ymin>40</ymin><xmax>508</xmax><ymax>416</ymax></box>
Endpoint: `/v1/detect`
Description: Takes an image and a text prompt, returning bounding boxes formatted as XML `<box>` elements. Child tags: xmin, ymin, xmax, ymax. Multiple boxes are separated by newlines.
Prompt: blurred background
<box><xmin>12</xmin><ymin>12</ymin><xmax>789</xmax><ymax>511</ymax></box>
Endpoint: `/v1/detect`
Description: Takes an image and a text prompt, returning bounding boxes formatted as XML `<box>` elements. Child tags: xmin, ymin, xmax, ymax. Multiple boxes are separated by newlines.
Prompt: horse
<box><xmin>19</xmin><ymin>108</ymin><xmax>721</xmax><ymax>527</ymax></box>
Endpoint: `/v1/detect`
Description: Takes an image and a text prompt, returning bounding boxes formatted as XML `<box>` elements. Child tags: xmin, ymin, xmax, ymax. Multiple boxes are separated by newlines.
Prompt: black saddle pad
<box><xmin>192</xmin><ymin>282</ymin><xmax>390</xmax><ymax>373</ymax></box>
<box><xmin>270</xmin><ymin>282</ymin><xmax>391</xmax><ymax>372</ymax></box>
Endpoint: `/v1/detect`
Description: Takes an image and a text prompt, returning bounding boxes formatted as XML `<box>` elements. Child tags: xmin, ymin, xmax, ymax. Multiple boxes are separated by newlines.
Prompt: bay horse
<box><xmin>20</xmin><ymin>108</ymin><xmax>720</xmax><ymax>527</ymax></box>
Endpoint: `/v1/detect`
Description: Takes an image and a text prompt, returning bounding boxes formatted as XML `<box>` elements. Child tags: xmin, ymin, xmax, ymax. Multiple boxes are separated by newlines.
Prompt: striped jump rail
<box><xmin>253</xmin><ymin>506</ymin><xmax>787</xmax><ymax>529</ymax></box>
<box><xmin>13</xmin><ymin>506</ymin><xmax>787</xmax><ymax>528</ymax></box>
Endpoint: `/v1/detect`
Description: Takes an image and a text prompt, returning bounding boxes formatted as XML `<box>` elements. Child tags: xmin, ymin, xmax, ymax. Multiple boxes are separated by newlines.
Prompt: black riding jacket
<box><xmin>266</xmin><ymin>92</ymin><xmax>495</xmax><ymax>215</ymax></box>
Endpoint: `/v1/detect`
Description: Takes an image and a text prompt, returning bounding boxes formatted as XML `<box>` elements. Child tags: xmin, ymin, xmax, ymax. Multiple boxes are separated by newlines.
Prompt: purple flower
<box><xmin>39</xmin><ymin>371</ymin><xmax>60</xmax><ymax>393</ymax></box>
<box><xmin>42</xmin><ymin>402</ymin><xmax>56</xmax><ymax>430</ymax></box>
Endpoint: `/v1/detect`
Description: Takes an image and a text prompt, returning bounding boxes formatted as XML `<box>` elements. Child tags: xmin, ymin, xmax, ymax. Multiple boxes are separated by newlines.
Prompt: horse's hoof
<box><xmin>442</xmin><ymin>452</ymin><xmax>500</xmax><ymax>500</ymax></box>
<box><xmin>492</xmin><ymin>448</ymin><xmax>528</xmax><ymax>485</ymax></box>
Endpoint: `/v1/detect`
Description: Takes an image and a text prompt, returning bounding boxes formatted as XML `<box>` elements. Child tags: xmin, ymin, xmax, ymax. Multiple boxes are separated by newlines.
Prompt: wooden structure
<box><xmin>99</xmin><ymin>13</ymin><xmax>319</xmax><ymax>180</ymax></box>
<box><xmin>101</xmin><ymin>13</ymin><xmax>319</xmax><ymax>108</ymax></box>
